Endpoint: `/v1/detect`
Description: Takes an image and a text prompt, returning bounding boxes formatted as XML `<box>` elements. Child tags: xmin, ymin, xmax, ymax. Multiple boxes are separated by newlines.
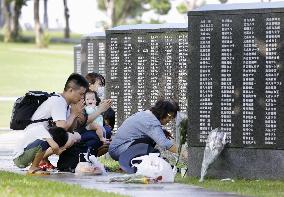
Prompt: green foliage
<box><xmin>98</xmin><ymin>156</ymin><xmax>120</xmax><ymax>172</ymax></box>
<box><xmin>42</xmin><ymin>32</ymin><xmax>50</xmax><ymax>48</ymax></box>
<box><xmin>97</xmin><ymin>0</ymin><xmax>171</xmax><ymax>26</ymax></box>
<box><xmin>97</xmin><ymin>0</ymin><xmax>106</xmax><ymax>10</ymax></box>
<box><xmin>14</xmin><ymin>0</ymin><xmax>28</xmax><ymax>8</ymax></box>
<box><xmin>148</xmin><ymin>0</ymin><xmax>171</xmax><ymax>15</ymax></box>
<box><xmin>179</xmin><ymin>118</ymin><xmax>188</xmax><ymax>146</ymax></box>
<box><xmin>148</xmin><ymin>18</ymin><xmax>164</xmax><ymax>24</ymax></box>
<box><xmin>219</xmin><ymin>0</ymin><xmax>228</xmax><ymax>3</ymax></box>
<box><xmin>176</xmin><ymin>175</ymin><xmax>284</xmax><ymax>197</ymax></box>
<box><xmin>0</xmin><ymin>171</ymin><xmax>125</xmax><ymax>197</ymax></box>
<box><xmin>176</xmin><ymin>2</ymin><xmax>187</xmax><ymax>14</ymax></box>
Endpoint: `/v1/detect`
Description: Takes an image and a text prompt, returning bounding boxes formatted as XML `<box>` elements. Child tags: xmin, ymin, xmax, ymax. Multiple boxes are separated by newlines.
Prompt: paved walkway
<box><xmin>0</xmin><ymin>131</ymin><xmax>245</xmax><ymax>197</ymax></box>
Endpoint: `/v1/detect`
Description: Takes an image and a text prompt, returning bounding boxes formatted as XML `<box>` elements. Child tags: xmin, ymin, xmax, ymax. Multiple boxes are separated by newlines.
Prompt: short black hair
<box><xmin>103</xmin><ymin>108</ymin><xmax>115</xmax><ymax>129</ymax></box>
<box><xmin>48</xmin><ymin>127</ymin><xmax>68</xmax><ymax>147</ymax></box>
<box><xmin>150</xmin><ymin>99</ymin><xmax>180</xmax><ymax>120</ymax></box>
<box><xmin>85</xmin><ymin>89</ymin><xmax>101</xmax><ymax>106</ymax></box>
<box><xmin>64</xmin><ymin>73</ymin><xmax>89</xmax><ymax>91</ymax></box>
<box><xmin>85</xmin><ymin>72</ymin><xmax>105</xmax><ymax>86</ymax></box>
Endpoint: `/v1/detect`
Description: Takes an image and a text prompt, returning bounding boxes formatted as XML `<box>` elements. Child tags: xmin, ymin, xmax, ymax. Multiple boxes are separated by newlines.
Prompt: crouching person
<box><xmin>109</xmin><ymin>99</ymin><xmax>179</xmax><ymax>173</ymax></box>
<box><xmin>13</xmin><ymin>127</ymin><xmax>68</xmax><ymax>175</ymax></box>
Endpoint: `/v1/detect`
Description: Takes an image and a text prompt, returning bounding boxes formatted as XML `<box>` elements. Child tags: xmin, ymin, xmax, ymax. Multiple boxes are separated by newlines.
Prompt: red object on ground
<box><xmin>39</xmin><ymin>161</ymin><xmax>56</xmax><ymax>171</ymax></box>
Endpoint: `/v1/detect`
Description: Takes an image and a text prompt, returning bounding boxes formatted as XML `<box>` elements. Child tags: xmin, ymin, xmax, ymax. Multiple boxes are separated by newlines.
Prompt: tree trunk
<box><xmin>11</xmin><ymin>0</ymin><xmax>22</xmax><ymax>41</ymax></box>
<box><xmin>104</xmin><ymin>0</ymin><xmax>115</xmax><ymax>27</ymax></box>
<box><xmin>2</xmin><ymin>0</ymin><xmax>12</xmax><ymax>42</ymax></box>
<box><xmin>63</xmin><ymin>0</ymin><xmax>70</xmax><ymax>38</ymax></box>
<box><xmin>43</xmin><ymin>0</ymin><xmax>48</xmax><ymax>29</ymax></box>
<box><xmin>0</xmin><ymin>0</ymin><xmax>4</xmax><ymax>28</ymax></box>
<box><xmin>34</xmin><ymin>0</ymin><xmax>44</xmax><ymax>47</ymax></box>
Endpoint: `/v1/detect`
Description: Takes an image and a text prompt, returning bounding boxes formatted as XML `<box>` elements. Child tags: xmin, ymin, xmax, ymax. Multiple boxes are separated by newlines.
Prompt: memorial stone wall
<box><xmin>105</xmin><ymin>24</ymin><xmax>188</xmax><ymax>130</ymax></box>
<box><xmin>80</xmin><ymin>32</ymin><xmax>106</xmax><ymax>77</ymax></box>
<box><xmin>187</xmin><ymin>2</ymin><xmax>284</xmax><ymax>179</ymax></box>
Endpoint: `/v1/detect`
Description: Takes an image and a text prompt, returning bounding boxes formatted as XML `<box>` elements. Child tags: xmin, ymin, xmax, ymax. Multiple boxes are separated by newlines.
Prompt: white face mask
<box><xmin>97</xmin><ymin>86</ymin><xmax>105</xmax><ymax>99</ymax></box>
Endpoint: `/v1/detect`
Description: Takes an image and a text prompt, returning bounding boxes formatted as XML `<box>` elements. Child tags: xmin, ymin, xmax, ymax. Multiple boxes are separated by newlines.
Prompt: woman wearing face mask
<box><xmin>83</xmin><ymin>73</ymin><xmax>115</xmax><ymax>148</ymax></box>
<box><xmin>85</xmin><ymin>72</ymin><xmax>105</xmax><ymax>99</ymax></box>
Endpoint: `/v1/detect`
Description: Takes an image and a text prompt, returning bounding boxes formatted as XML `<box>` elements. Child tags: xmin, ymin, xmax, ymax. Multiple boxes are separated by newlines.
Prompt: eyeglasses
<box><xmin>167</xmin><ymin>113</ymin><xmax>174</xmax><ymax>120</ymax></box>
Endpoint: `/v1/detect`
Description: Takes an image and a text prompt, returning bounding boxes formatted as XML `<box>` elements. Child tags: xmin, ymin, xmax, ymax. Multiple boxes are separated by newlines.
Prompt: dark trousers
<box><xmin>25</xmin><ymin>139</ymin><xmax>50</xmax><ymax>151</ymax></box>
<box><xmin>118</xmin><ymin>137</ymin><xmax>159</xmax><ymax>173</ymax></box>
<box><xmin>80</xmin><ymin>130</ymin><xmax>103</xmax><ymax>151</ymax></box>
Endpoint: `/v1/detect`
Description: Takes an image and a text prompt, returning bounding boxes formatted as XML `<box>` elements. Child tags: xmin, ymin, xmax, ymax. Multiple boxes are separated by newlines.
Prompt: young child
<box><xmin>84</xmin><ymin>90</ymin><xmax>108</xmax><ymax>144</ymax></box>
<box><xmin>103</xmin><ymin>107</ymin><xmax>115</xmax><ymax>140</ymax></box>
<box><xmin>13</xmin><ymin>127</ymin><xmax>68</xmax><ymax>175</ymax></box>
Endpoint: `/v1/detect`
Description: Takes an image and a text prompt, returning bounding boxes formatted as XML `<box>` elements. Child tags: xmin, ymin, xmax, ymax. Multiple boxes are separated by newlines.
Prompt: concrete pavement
<box><xmin>0</xmin><ymin>131</ymin><xmax>245</xmax><ymax>197</ymax></box>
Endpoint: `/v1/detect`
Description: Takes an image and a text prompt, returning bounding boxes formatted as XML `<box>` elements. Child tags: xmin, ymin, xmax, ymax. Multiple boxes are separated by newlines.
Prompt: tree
<box><xmin>2</xmin><ymin>0</ymin><xmax>12</xmax><ymax>42</ymax></box>
<box><xmin>43</xmin><ymin>0</ymin><xmax>48</xmax><ymax>29</ymax></box>
<box><xmin>2</xmin><ymin>0</ymin><xmax>27</xmax><ymax>42</ymax></box>
<box><xmin>34</xmin><ymin>0</ymin><xmax>44</xmax><ymax>47</ymax></box>
<box><xmin>11</xmin><ymin>0</ymin><xmax>27</xmax><ymax>40</ymax></box>
<box><xmin>98</xmin><ymin>0</ymin><xmax>171</xmax><ymax>28</ymax></box>
<box><xmin>176</xmin><ymin>0</ymin><xmax>206</xmax><ymax>13</ymax></box>
<box><xmin>0</xmin><ymin>0</ymin><xmax>4</xmax><ymax>28</ymax></box>
<box><xmin>63</xmin><ymin>0</ymin><xmax>69</xmax><ymax>38</ymax></box>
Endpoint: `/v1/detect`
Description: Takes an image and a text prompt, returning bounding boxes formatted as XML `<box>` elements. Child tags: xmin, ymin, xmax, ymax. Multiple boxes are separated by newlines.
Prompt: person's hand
<box><xmin>71</xmin><ymin>99</ymin><xmax>84</xmax><ymax>117</ymax></box>
<box><xmin>163</xmin><ymin>129</ymin><xmax>174</xmax><ymax>140</ymax></box>
<box><xmin>97</xmin><ymin>99</ymin><xmax>112</xmax><ymax>113</ymax></box>
<box><xmin>73</xmin><ymin>132</ymin><xmax>81</xmax><ymax>143</ymax></box>
<box><xmin>100</xmin><ymin>137</ymin><xmax>110</xmax><ymax>145</ymax></box>
<box><xmin>76</xmin><ymin>112</ymin><xmax>87</xmax><ymax>125</ymax></box>
<box><xmin>64</xmin><ymin>132</ymin><xmax>77</xmax><ymax>148</ymax></box>
<box><xmin>57</xmin><ymin>147</ymin><xmax>66</xmax><ymax>155</ymax></box>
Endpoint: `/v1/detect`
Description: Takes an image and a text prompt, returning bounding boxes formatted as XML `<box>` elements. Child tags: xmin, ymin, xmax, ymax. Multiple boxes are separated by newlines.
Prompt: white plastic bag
<box><xmin>131</xmin><ymin>153</ymin><xmax>175</xmax><ymax>183</ymax></box>
<box><xmin>75</xmin><ymin>154</ymin><xmax>106</xmax><ymax>175</ymax></box>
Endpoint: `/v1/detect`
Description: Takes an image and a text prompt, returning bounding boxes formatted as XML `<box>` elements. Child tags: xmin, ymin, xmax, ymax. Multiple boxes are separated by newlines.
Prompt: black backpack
<box><xmin>10</xmin><ymin>91</ymin><xmax>58</xmax><ymax>130</ymax></box>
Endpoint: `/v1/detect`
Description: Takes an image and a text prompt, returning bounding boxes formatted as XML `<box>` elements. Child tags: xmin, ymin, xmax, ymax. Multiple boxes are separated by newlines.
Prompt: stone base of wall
<box><xmin>187</xmin><ymin>147</ymin><xmax>284</xmax><ymax>179</ymax></box>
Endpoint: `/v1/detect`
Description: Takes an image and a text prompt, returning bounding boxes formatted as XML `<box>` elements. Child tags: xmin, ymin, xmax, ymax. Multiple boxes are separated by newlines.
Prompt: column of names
<box><xmin>137</xmin><ymin>36</ymin><xmax>147</xmax><ymax>111</ymax></box>
<box><xmin>123</xmin><ymin>36</ymin><xmax>132</xmax><ymax>118</ymax></box>
<box><xmin>178</xmin><ymin>33</ymin><xmax>188</xmax><ymax>112</ymax></box>
<box><xmin>242</xmin><ymin>18</ymin><xmax>258</xmax><ymax>145</ymax></box>
<box><xmin>150</xmin><ymin>35</ymin><xmax>159</xmax><ymax>106</ymax></box>
<box><xmin>199</xmin><ymin>19</ymin><xmax>213</xmax><ymax>143</ymax></box>
<box><xmin>220</xmin><ymin>18</ymin><xmax>235</xmax><ymax>143</ymax></box>
<box><xmin>87</xmin><ymin>42</ymin><xmax>94</xmax><ymax>73</ymax></box>
<box><xmin>264</xmin><ymin>17</ymin><xmax>281</xmax><ymax>145</ymax></box>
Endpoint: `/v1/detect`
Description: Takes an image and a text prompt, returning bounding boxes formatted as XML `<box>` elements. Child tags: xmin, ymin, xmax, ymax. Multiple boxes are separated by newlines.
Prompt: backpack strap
<box><xmin>29</xmin><ymin>92</ymin><xmax>59</xmax><ymax>124</ymax></box>
<box><xmin>30</xmin><ymin>118</ymin><xmax>52</xmax><ymax>124</ymax></box>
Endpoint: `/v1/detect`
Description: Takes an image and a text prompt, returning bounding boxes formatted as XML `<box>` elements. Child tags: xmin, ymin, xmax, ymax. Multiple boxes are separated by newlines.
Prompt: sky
<box><xmin>20</xmin><ymin>0</ymin><xmax>277</xmax><ymax>34</ymax></box>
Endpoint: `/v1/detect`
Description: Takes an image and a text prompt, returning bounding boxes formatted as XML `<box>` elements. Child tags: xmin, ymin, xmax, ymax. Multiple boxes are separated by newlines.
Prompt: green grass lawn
<box><xmin>175</xmin><ymin>175</ymin><xmax>284</xmax><ymax>197</ymax></box>
<box><xmin>0</xmin><ymin>171</ymin><xmax>125</xmax><ymax>197</ymax></box>
<box><xmin>0</xmin><ymin>101</ymin><xmax>13</xmax><ymax>128</ymax></box>
<box><xmin>0</xmin><ymin>41</ymin><xmax>75</xmax><ymax>127</ymax></box>
<box><xmin>0</xmin><ymin>42</ymin><xmax>74</xmax><ymax>97</ymax></box>
<box><xmin>21</xmin><ymin>30</ymin><xmax>83</xmax><ymax>40</ymax></box>
<box><xmin>0</xmin><ymin>43</ymin><xmax>74</xmax><ymax>96</ymax></box>
<box><xmin>100</xmin><ymin>157</ymin><xmax>284</xmax><ymax>197</ymax></box>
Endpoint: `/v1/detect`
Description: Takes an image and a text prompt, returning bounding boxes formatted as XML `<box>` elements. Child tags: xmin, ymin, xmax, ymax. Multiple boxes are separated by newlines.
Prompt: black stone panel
<box><xmin>73</xmin><ymin>44</ymin><xmax>81</xmax><ymax>74</ymax></box>
<box><xmin>105</xmin><ymin>24</ymin><xmax>188</xmax><ymax>130</ymax></box>
<box><xmin>188</xmin><ymin>147</ymin><xmax>284</xmax><ymax>179</ymax></box>
<box><xmin>188</xmin><ymin>3</ymin><xmax>284</xmax><ymax>149</ymax></box>
<box><xmin>80</xmin><ymin>33</ymin><xmax>106</xmax><ymax>77</ymax></box>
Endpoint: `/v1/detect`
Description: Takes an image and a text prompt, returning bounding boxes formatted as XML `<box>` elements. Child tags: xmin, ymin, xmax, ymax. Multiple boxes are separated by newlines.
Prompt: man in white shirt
<box><xmin>13</xmin><ymin>73</ymin><xmax>89</xmax><ymax>174</ymax></box>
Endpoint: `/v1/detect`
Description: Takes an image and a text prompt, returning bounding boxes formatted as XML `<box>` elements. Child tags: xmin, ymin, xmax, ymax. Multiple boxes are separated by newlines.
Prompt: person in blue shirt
<box><xmin>109</xmin><ymin>99</ymin><xmax>179</xmax><ymax>173</ymax></box>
